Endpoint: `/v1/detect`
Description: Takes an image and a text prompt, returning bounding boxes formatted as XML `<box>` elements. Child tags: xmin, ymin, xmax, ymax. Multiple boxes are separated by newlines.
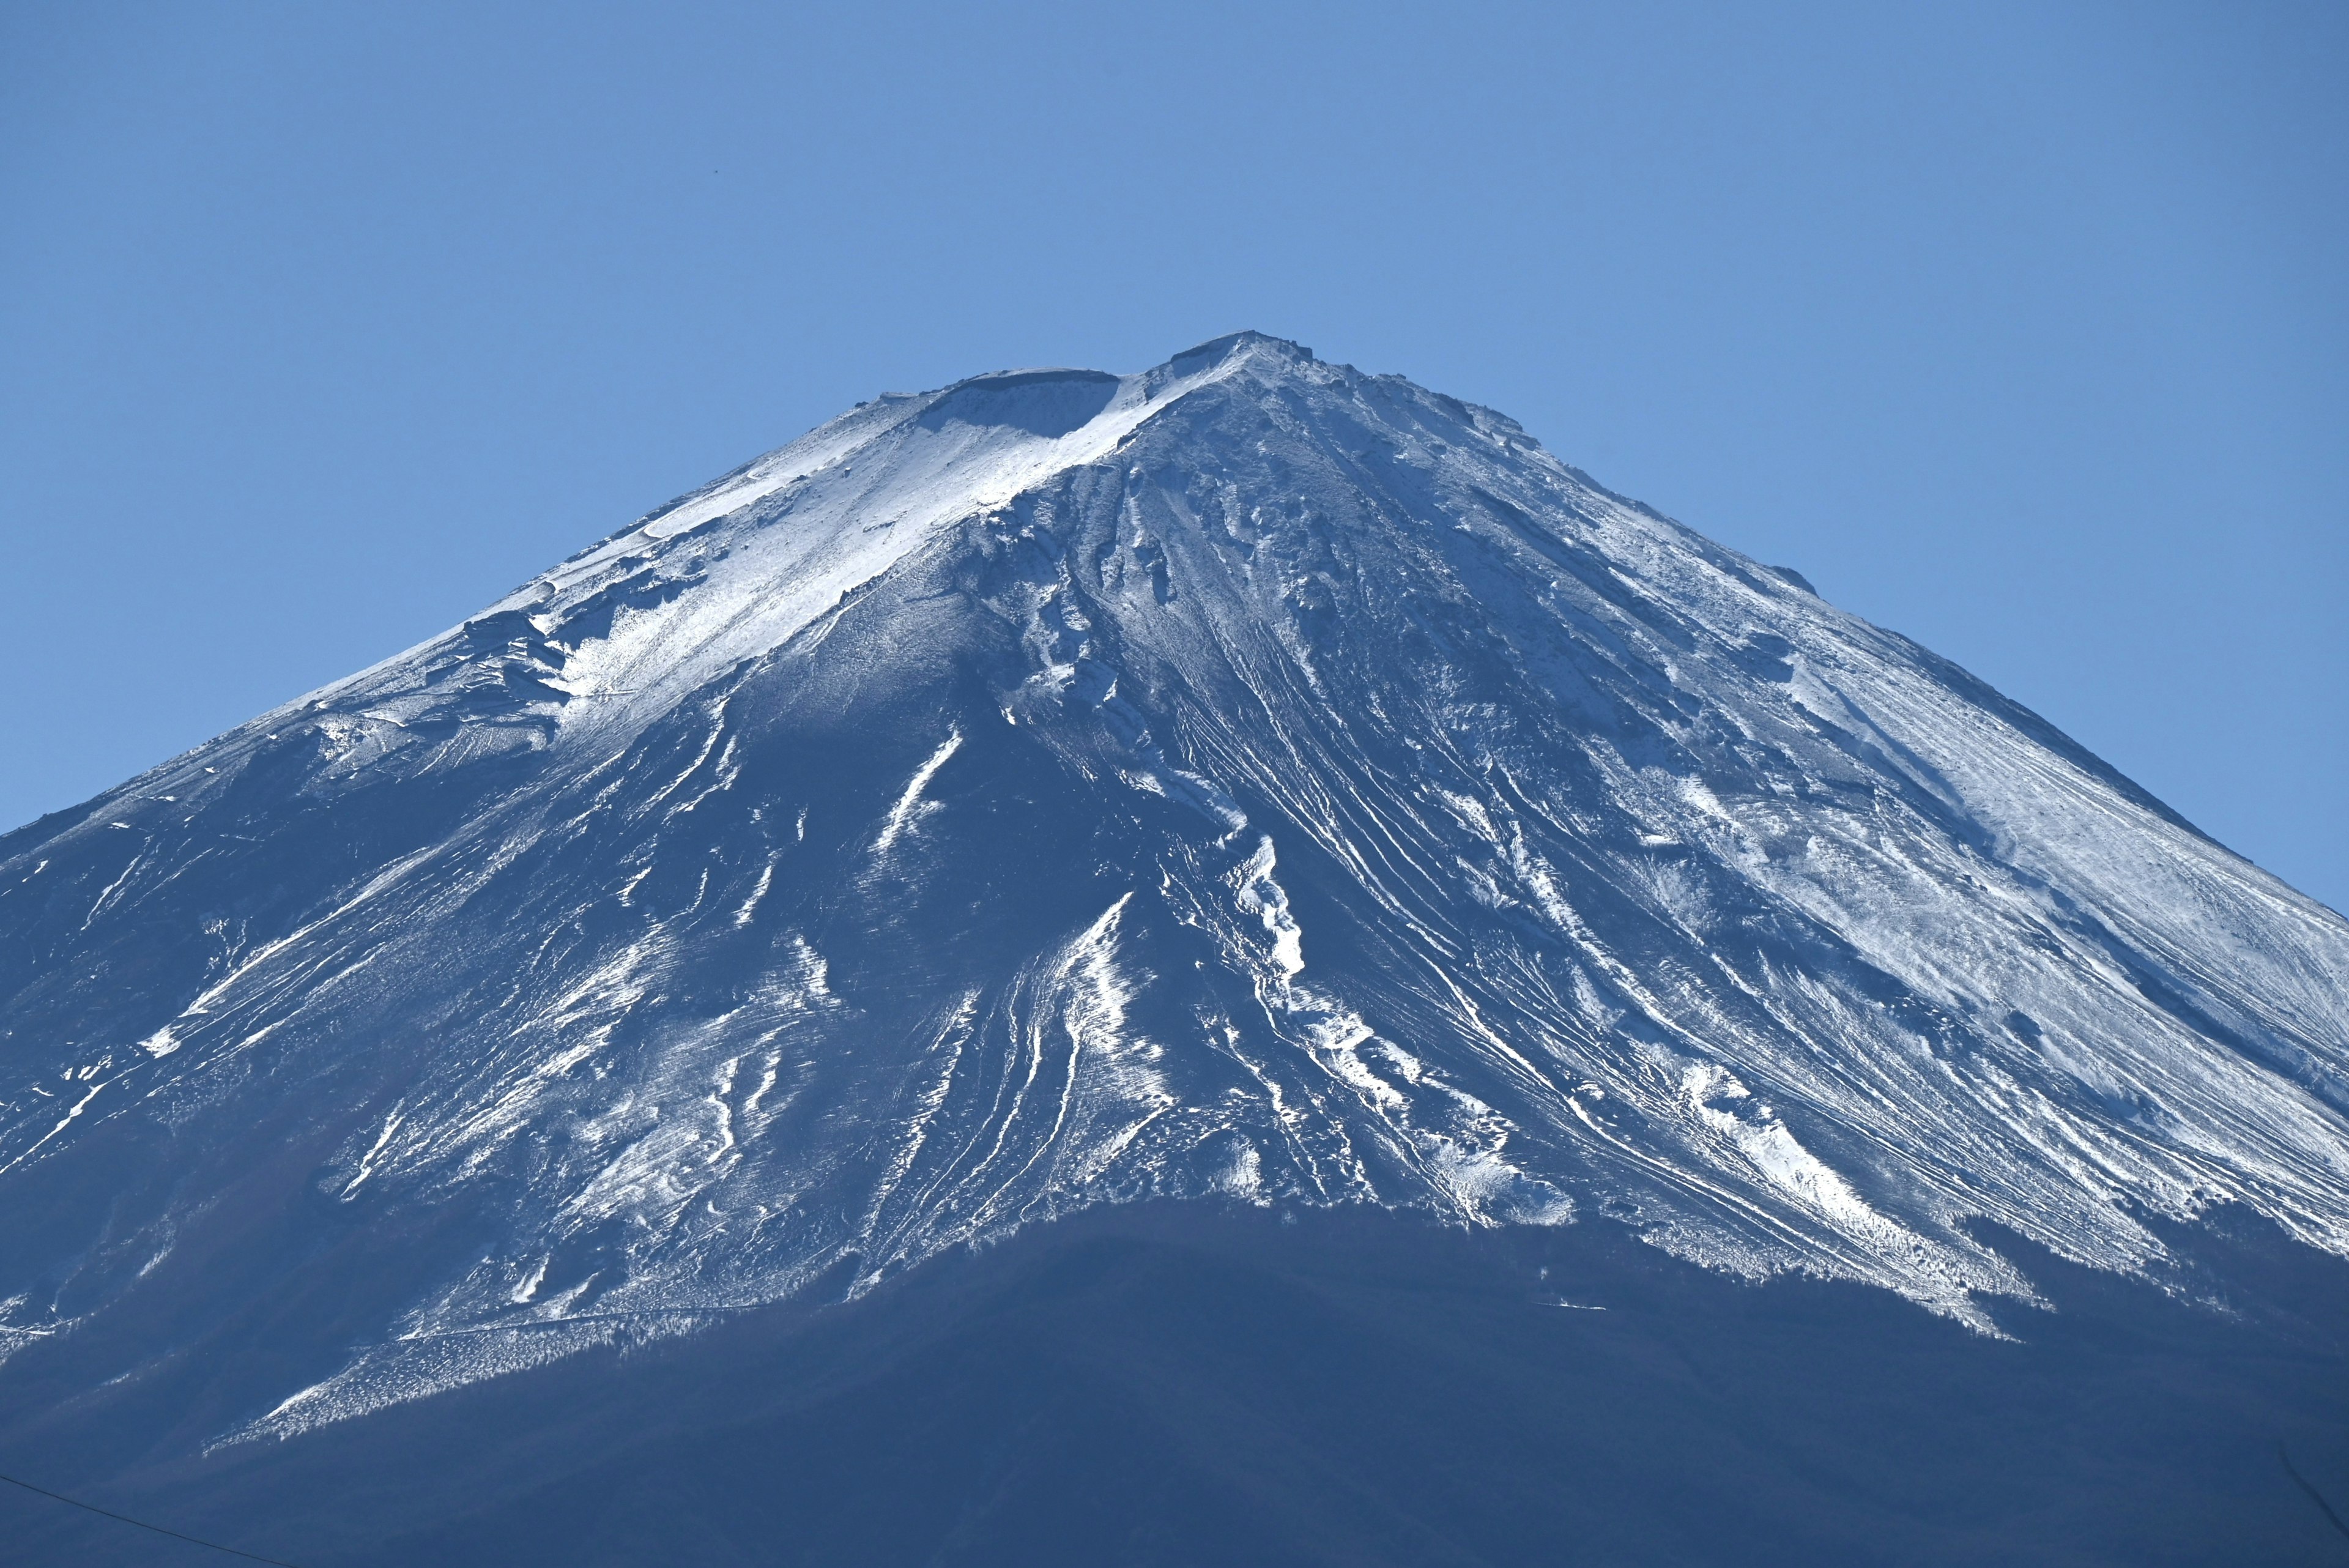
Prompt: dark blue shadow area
<box><xmin>6</xmin><ymin>1204</ymin><xmax>2348</xmax><ymax>1567</ymax></box>
<box><xmin>917</xmin><ymin>369</ymin><xmax>1121</xmax><ymax>437</ymax></box>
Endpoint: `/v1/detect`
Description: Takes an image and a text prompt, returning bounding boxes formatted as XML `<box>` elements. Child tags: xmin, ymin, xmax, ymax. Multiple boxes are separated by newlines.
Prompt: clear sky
<box><xmin>2</xmin><ymin>1</ymin><xmax>2342</xmax><ymax>910</ymax></box>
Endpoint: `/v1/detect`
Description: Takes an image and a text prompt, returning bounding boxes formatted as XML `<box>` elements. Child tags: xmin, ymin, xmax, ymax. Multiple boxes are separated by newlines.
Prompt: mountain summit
<box><xmin>4</xmin><ymin>332</ymin><xmax>2347</xmax><ymax>1466</ymax></box>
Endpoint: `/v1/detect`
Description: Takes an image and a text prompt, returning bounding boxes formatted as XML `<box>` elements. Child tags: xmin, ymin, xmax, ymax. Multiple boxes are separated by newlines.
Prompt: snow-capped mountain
<box><xmin>4</xmin><ymin>331</ymin><xmax>2345</xmax><ymax>1452</ymax></box>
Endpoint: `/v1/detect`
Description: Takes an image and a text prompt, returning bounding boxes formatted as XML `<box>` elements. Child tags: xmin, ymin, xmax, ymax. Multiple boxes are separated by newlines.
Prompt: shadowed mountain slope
<box><xmin>1</xmin><ymin>334</ymin><xmax>2345</xmax><ymax>1561</ymax></box>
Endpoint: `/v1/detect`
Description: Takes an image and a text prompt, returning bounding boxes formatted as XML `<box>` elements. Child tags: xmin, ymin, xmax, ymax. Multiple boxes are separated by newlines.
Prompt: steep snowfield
<box><xmin>2</xmin><ymin>332</ymin><xmax>2343</xmax><ymax>1444</ymax></box>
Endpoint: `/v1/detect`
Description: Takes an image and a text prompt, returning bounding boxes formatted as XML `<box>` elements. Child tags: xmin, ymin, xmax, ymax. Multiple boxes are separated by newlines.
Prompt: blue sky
<box><xmin>2</xmin><ymin>1</ymin><xmax>2342</xmax><ymax>908</ymax></box>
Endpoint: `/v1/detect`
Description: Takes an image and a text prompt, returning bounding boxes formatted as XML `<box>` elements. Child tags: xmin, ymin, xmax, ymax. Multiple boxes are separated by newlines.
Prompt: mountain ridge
<box><xmin>2</xmin><ymin>331</ymin><xmax>2344</xmax><ymax>1455</ymax></box>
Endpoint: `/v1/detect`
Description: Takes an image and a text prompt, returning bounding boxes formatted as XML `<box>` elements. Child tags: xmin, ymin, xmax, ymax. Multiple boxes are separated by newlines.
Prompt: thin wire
<box><xmin>2282</xmin><ymin>1443</ymin><xmax>2349</xmax><ymax>1549</ymax></box>
<box><xmin>0</xmin><ymin>1468</ymin><xmax>309</xmax><ymax>1567</ymax></box>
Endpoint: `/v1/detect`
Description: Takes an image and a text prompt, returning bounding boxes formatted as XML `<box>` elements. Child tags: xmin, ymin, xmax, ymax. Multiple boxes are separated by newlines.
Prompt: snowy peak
<box><xmin>1</xmin><ymin>335</ymin><xmax>2345</xmax><ymax>1446</ymax></box>
<box><xmin>453</xmin><ymin>336</ymin><xmax>1312</xmax><ymax>748</ymax></box>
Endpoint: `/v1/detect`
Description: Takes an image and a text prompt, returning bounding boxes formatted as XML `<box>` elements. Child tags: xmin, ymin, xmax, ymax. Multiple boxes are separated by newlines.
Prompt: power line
<box><xmin>0</xmin><ymin>1467</ymin><xmax>309</xmax><ymax>1567</ymax></box>
<box><xmin>2282</xmin><ymin>1444</ymin><xmax>2349</xmax><ymax>1550</ymax></box>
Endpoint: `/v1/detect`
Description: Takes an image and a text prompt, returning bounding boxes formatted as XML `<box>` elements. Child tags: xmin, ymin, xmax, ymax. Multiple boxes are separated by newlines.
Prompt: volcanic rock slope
<box><xmin>3</xmin><ymin>333</ymin><xmax>2345</xmax><ymax>1444</ymax></box>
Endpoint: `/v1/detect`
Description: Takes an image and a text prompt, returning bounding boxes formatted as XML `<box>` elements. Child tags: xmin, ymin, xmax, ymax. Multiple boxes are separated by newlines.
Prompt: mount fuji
<box><xmin>4</xmin><ymin>333</ymin><xmax>2347</xmax><ymax>1565</ymax></box>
